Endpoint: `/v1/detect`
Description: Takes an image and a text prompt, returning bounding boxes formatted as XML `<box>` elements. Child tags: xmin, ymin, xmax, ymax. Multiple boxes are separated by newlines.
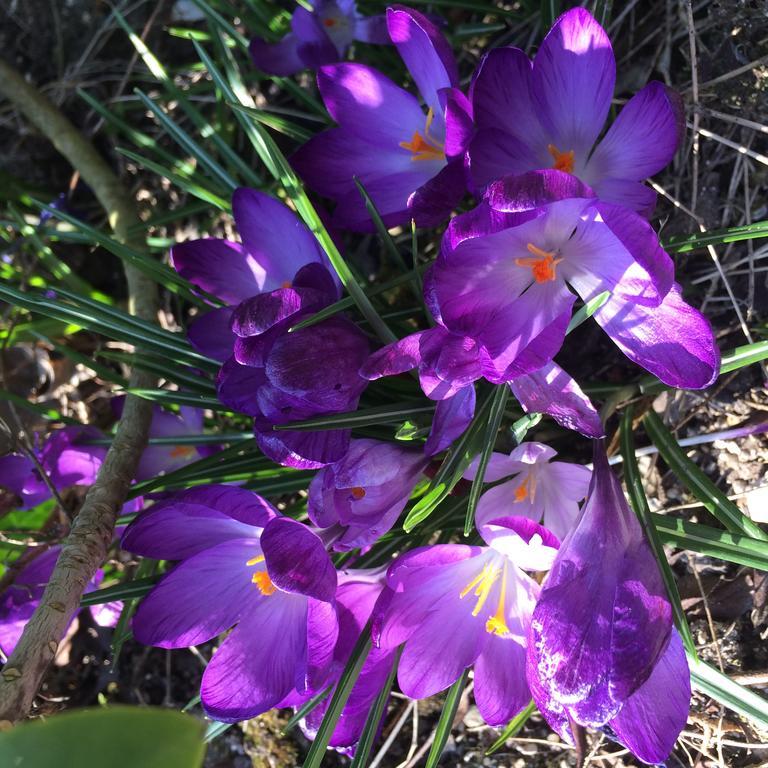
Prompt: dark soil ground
<box><xmin>1</xmin><ymin>0</ymin><xmax>767</xmax><ymax>766</ymax></box>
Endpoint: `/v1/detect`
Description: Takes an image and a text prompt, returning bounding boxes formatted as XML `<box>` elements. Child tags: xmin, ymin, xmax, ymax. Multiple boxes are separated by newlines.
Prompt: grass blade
<box><xmin>644</xmin><ymin>411</ymin><xmax>767</xmax><ymax>540</ymax></box>
<box><xmin>663</xmin><ymin>220</ymin><xmax>768</xmax><ymax>253</ymax></box>
<box><xmin>273</xmin><ymin>402</ymin><xmax>434</xmax><ymax>431</ymax></box>
<box><xmin>485</xmin><ymin>700</ymin><xmax>536</xmax><ymax>756</ymax></box>
<box><xmin>80</xmin><ymin>577</ymin><xmax>158</xmax><ymax>607</ymax></box>
<box><xmin>464</xmin><ymin>385</ymin><xmax>509</xmax><ymax>535</ymax></box>
<box><xmin>302</xmin><ymin>624</ymin><xmax>372</xmax><ymax>768</ymax></box>
<box><xmin>425</xmin><ymin>670</ymin><xmax>469</xmax><ymax>768</ymax></box>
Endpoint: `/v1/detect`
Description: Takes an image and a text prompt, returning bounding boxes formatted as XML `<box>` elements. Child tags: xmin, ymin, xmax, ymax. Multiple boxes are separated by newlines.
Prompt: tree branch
<box><xmin>0</xmin><ymin>58</ymin><xmax>159</xmax><ymax>723</ymax></box>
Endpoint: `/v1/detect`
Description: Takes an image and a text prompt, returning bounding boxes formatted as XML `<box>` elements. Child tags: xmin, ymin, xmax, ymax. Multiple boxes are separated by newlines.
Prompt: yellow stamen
<box><xmin>252</xmin><ymin>571</ymin><xmax>276</xmax><ymax>595</ymax></box>
<box><xmin>400</xmin><ymin>108</ymin><xmax>445</xmax><ymax>162</ymax></box>
<box><xmin>515</xmin><ymin>243</ymin><xmax>564</xmax><ymax>283</ymax></box>
<box><xmin>514</xmin><ymin>474</ymin><xmax>537</xmax><ymax>503</ymax></box>
<box><xmin>350</xmin><ymin>486</ymin><xmax>366</xmax><ymax>500</ymax></box>
<box><xmin>485</xmin><ymin>564</ymin><xmax>511</xmax><ymax>637</ymax></box>
<box><xmin>459</xmin><ymin>563</ymin><xmax>501</xmax><ymax>617</ymax></box>
<box><xmin>169</xmin><ymin>445</ymin><xmax>197</xmax><ymax>459</ymax></box>
<box><xmin>246</xmin><ymin>555</ymin><xmax>265</xmax><ymax>566</ymax></box>
<box><xmin>547</xmin><ymin>143</ymin><xmax>575</xmax><ymax>174</ymax></box>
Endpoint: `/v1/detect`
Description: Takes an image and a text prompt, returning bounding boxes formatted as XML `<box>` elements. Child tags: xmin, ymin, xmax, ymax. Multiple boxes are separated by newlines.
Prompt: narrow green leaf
<box><xmin>718</xmin><ymin>340</ymin><xmax>768</xmax><ymax>376</ymax></box>
<box><xmin>349</xmin><ymin>648</ymin><xmax>401</xmax><ymax>768</ymax></box>
<box><xmin>565</xmin><ymin>291</ymin><xmax>610</xmax><ymax>334</ymax></box>
<box><xmin>465</xmin><ymin>385</ymin><xmax>509</xmax><ymax>535</ymax></box>
<box><xmin>204</xmin><ymin>722</ymin><xmax>233</xmax><ymax>742</ymax></box>
<box><xmin>663</xmin><ymin>220</ymin><xmax>768</xmax><ymax>253</ymax></box>
<box><xmin>510</xmin><ymin>411</ymin><xmax>542</xmax><ymax>445</ymax></box>
<box><xmin>485</xmin><ymin>700</ymin><xmax>536</xmax><ymax>756</ymax></box>
<box><xmin>644</xmin><ymin>411</ymin><xmax>767</xmax><ymax>540</ymax></box>
<box><xmin>690</xmin><ymin>657</ymin><xmax>768</xmax><ymax>730</ymax></box>
<box><xmin>126</xmin><ymin>389</ymin><xmax>232</xmax><ymax>412</ymax></box>
<box><xmin>80</xmin><ymin>577</ymin><xmax>158</xmax><ymax>607</ymax></box>
<box><xmin>227</xmin><ymin>101</ymin><xmax>313</xmax><ymax>141</ymax></box>
<box><xmin>281</xmin><ymin>685</ymin><xmax>334</xmax><ymax>734</ymax></box>
<box><xmin>620</xmin><ymin>408</ymin><xmax>696</xmax><ymax>657</ymax></box>
<box><xmin>404</xmin><ymin>389</ymin><xmax>494</xmax><ymax>531</ymax></box>
<box><xmin>653</xmin><ymin>516</ymin><xmax>768</xmax><ymax>571</ymax></box>
<box><xmin>302</xmin><ymin>625</ymin><xmax>372</xmax><ymax>768</ymax></box>
<box><xmin>273</xmin><ymin>402</ymin><xmax>434</xmax><ymax>431</ymax></box>
<box><xmin>425</xmin><ymin>670</ymin><xmax>469</xmax><ymax>768</ymax></box>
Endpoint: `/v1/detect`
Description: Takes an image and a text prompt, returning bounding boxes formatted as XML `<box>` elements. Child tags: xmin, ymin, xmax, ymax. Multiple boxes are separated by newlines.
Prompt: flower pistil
<box><xmin>246</xmin><ymin>554</ymin><xmax>277</xmax><ymax>596</ymax></box>
<box><xmin>547</xmin><ymin>143</ymin><xmax>575</xmax><ymax>174</ymax></box>
<box><xmin>515</xmin><ymin>243</ymin><xmax>564</xmax><ymax>283</ymax></box>
<box><xmin>400</xmin><ymin>109</ymin><xmax>445</xmax><ymax>162</ymax></box>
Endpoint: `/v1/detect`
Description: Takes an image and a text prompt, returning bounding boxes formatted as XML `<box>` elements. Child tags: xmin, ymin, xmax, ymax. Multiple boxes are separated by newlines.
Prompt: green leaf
<box><xmin>465</xmin><ymin>385</ymin><xmax>509</xmax><ymax>535</ymax></box>
<box><xmin>718</xmin><ymin>340</ymin><xmax>768</xmax><ymax>376</ymax></box>
<box><xmin>80</xmin><ymin>577</ymin><xmax>159</xmax><ymax>607</ymax></box>
<box><xmin>644</xmin><ymin>411</ymin><xmax>767</xmax><ymax>540</ymax></box>
<box><xmin>425</xmin><ymin>670</ymin><xmax>469</xmax><ymax>768</ymax></box>
<box><xmin>349</xmin><ymin>648</ymin><xmax>401</xmax><ymax>768</ymax></box>
<box><xmin>510</xmin><ymin>411</ymin><xmax>542</xmax><ymax>445</ymax></box>
<box><xmin>281</xmin><ymin>685</ymin><xmax>334</xmax><ymax>734</ymax></box>
<box><xmin>485</xmin><ymin>700</ymin><xmax>536</xmax><ymax>756</ymax></box>
<box><xmin>0</xmin><ymin>706</ymin><xmax>205</xmax><ymax>768</ymax></box>
<box><xmin>653</xmin><ymin>516</ymin><xmax>768</xmax><ymax>571</ymax></box>
<box><xmin>565</xmin><ymin>291</ymin><xmax>610</xmax><ymax>334</ymax></box>
<box><xmin>302</xmin><ymin>624</ymin><xmax>372</xmax><ymax>768</ymax></box>
<box><xmin>663</xmin><ymin>220</ymin><xmax>768</xmax><ymax>253</ymax></box>
<box><xmin>274</xmin><ymin>402</ymin><xmax>434</xmax><ymax>431</ymax></box>
<box><xmin>126</xmin><ymin>389</ymin><xmax>231</xmax><ymax>412</ymax></box>
<box><xmin>690</xmin><ymin>658</ymin><xmax>768</xmax><ymax>730</ymax></box>
<box><xmin>620</xmin><ymin>407</ymin><xmax>696</xmax><ymax>657</ymax></box>
<box><xmin>404</xmin><ymin>389</ymin><xmax>494</xmax><ymax>531</ymax></box>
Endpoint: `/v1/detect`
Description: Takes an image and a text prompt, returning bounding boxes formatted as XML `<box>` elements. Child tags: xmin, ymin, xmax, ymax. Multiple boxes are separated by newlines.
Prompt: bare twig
<box><xmin>0</xmin><ymin>57</ymin><xmax>159</xmax><ymax>724</ymax></box>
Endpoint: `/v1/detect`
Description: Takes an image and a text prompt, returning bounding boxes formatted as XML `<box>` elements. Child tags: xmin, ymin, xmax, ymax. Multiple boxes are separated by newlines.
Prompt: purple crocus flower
<box><xmin>299</xmin><ymin>567</ymin><xmax>396</xmax><ymax>752</ymax></box>
<box><xmin>430</xmin><ymin>170</ymin><xmax>719</xmax><ymax>390</ymax></box>
<box><xmin>292</xmin><ymin>6</ymin><xmax>471</xmax><ymax>231</ymax></box>
<box><xmin>468</xmin><ymin>8</ymin><xmax>684</xmax><ymax>216</ymax></box>
<box><xmin>465</xmin><ymin>442</ymin><xmax>591</xmax><ymax>540</ymax></box>
<box><xmin>0</xmin><ymin>546</ymin><xmax>118</xmax><ymax>658</ymax></box>
<box><xmin>122</xmin><ymin>485</ymin><xmax>339</xmax><ymax>722</ymax></box>
<box><xmin>374</xmin><ymin>517</ymin><xmax>558</xmax><ymax>726</ymax></box>
<box><xmin>527</xmin><ymin>444</ymin><xmax>690</xmax><ymax>763</ymax></box>
<box><xmin>308</xmin><ymin>439</ymin><xmax>428</xmax><ymax>550</ymax></box>
<box><xmin>250</xmin><ymin>1</ymin><xmax>390</xmax><ymax>76</ymax></box>
<box><xmin>171</xmin><ymin>187</ymin><xmax>330</xmax><ymax>363</ymax></box>
<box><xmin>172</xmin><ymin>188</ymin><xmax>369</xmax><ymax>469</ymax></box>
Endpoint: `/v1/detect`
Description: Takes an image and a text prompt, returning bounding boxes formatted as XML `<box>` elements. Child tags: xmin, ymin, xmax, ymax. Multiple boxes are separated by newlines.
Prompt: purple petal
<box><xmin>361</xmin><ymin>332</ymin><xmax>424</xmax><ymax>380</ymax></box>
<box><xmin>532</xmin><ymin>8</ymin><xmax>615</xmax><ymax>159</ymax></box>
<box><xmin>510</xmin><ymin>360</ymin><xmax>605</xmax><ymax>438</ymax></box>
<box><xmin>230</xmin><ymin>285</ymin><xmax>324</xmax><ymax>340</ymax></box>
<box><xmin>250</xmin><ymin>34</ymin><xmax>306</xmax><ymax>77</ymax></box>
<box><xmin>591</xmin><ymin>178</ymin><xmax>658</xmax><ymax>217</ymax></box>
<box><xmin>474</xmin><ymin>635</ymin><xmax>529</xmax><ymax>726</ymax></box>
<box><xmin>187</xmin><ymin>307</ymin><xmax>235</xmax><ymax>363</ymax></box>
<box><xmin>592</xmin><ymin>282</ymin><xmax>720</xmax><ymax>389</ymax></box>
<box><xmin>424</xmin><ymin>385</ymin><xmax>476</xmax><ymax>456</ymax></box>
<box><xmin>407</xmin><ymin>158</ymin><xmax>466</xmax><ymax>228</ymax></box>
<box><xmin>261</xmin><ymin>517</ymin><xmax>337</xmax><ymax>601</ymax></box>
<box><xmin>232</xmin><ymin>189</ymin><xmax>327</xmax><ymax>290</ymax></box>
<box><xmin>608</xmin><ymin>628</ymin><xmax>690</xmax><ymax>764</ymax></box>
<box><xmin>354</xmin><ymin>14</ymin><xmax>391</xmax><ymax>44</ymax></box>
<box><xmin>170</xmin><ymin>238</ymin><xmax>265</xmax><ymax>304</ymax></box>
<box><xmin>529</xmin><ymin>445</ymin><xmax>672</xmax><ymax>726</ymax></box>
<box><xmin>121</xmin><ymin>485</ymin><xmax>276</xmax><ymax>560</ymax></box>
<box><xmin>132</xmin><ymin>538</ymin><xmax>261</xmax><ymax>648</ymax></box>
<box><xmin>256</xmin><ymin>425</ymin><xmax>352</xmax><ymax>470</ymax></box>
<box><xmin>201</xmin><ymin>594</ymin><xmax>308</xmax><ymax>722</ymax></box>
<box><xmin>484</xmin><ymin>170</ymin><xmax>594</xmax><ymax>215</ymax></box>
<box><xmin>587</xmin><ymin>82</ymin><xmax>684</xmax><ymax>184</ymax></box>
<box><xmin>386</xmin><ymin>6</ymin><xmax>458</xmax><ymax>118</ymax></box>
<box><xmin>525</xmin><ymin>639</ymin><xmax>573</xmax><ymax>744</ymax></box>
<box><xmin>443</xmin><ymin>88</ymin><xmax>474</xmax><ymax>160</ymax></box>
<box><xmin>480</xmin><ymin>516</ymin><xmax>560</xmax><ymax>571</ymax></box>
<box><xmin>216</xmin><ymin>357</ymin><xmax>266</xmax><ymax>416</ymax></box>
<box><xmin>303</xmin><ymin>598</ymin><xmax>340</xmax><ymax>692</ymax></box>
<box><xmin>293</xmin><ymin>5</ymin><xmax>343</xmax><ymax>65</ymax></box>
<box><xmin>0</xmin><ymin>455</ymin><xmax>46</xmax><ymax>509</ymax></box>
<box><xmin>317</xmin><ymin>63</ymin><xmax>425</xmax><ymax>144</ymax></box>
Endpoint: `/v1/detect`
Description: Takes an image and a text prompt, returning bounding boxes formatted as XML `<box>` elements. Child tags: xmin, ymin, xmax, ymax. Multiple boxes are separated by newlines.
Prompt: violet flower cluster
<box><xmin>2</xmin><ymin>6</ymin><xmax>724</xmax><ymax>766</ymax></box>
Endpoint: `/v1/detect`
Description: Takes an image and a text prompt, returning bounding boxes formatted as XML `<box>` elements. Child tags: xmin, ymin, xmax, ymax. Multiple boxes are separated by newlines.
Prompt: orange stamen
<box><xmin>350</xmin><ymin>486</ymin><xmax>366</xmax><ymax>500</ymax></box>
<box><xmin>281</xmin><ymin>280</ymin><xmax>292</xmax><ymax>289</ymax></box>
<box><xmin>514</xmin><ymin>478</ymin><xmax>529</xmax><ymax>502</ymax></box>
<box><xmin>400</xmin><ymin>108</ymin><xmax>445</xmax><ymax>162</ymax></box>
<box><xmin>252</xmin><ymin>571</ymin><xmax>276</xmax><ymax>595</ymax></box>
<box><xmin>323</xmin><ymin>17</ymin><xmax>337</xmax><ymax>27</ymax></box>
<box><xmin>515</xmin><ymin>243</ymin><xmax>563</xmax><ymax>283</ymax></box>
<box><xmin>547</xmin><ymin>144</ymin><xmax>575</xmax><ymax>174</ymax></box>
<box><xmin>169</xmin><ymin>445</ymin><xmax>197</xmax><ymax>459</ymax></box>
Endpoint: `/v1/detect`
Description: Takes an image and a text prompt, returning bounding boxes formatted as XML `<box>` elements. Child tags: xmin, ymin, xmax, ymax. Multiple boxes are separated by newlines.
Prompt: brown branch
<box><xmin>0</xmin><ymin>58</ymin><xmax>159</xmax><ymax>724</ymax></box>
